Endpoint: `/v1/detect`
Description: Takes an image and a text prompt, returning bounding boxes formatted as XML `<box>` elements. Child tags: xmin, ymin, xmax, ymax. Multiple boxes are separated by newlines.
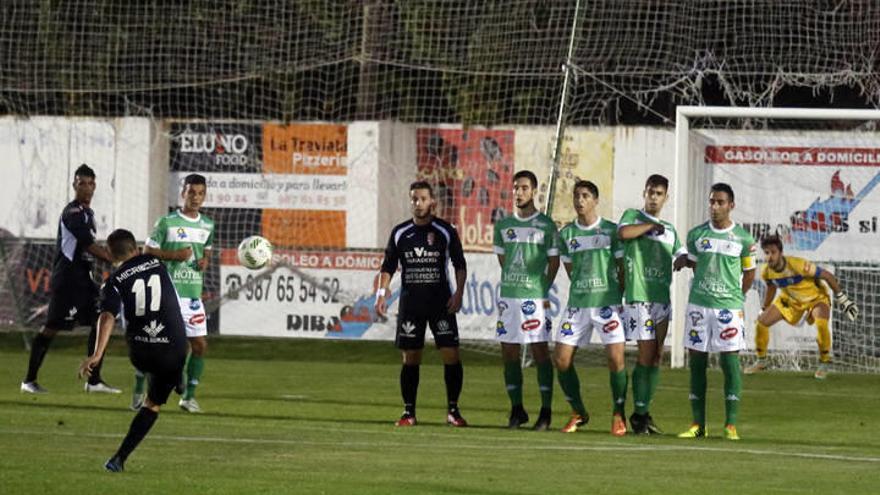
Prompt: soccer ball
<box><xmin>237</xmin><ymin>235</ymin><xmax>273</xmax><ymax>270</ymax></box>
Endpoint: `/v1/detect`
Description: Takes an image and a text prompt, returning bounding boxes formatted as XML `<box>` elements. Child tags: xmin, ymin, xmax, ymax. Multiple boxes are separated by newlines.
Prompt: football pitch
<box><xmin>1</xmin><ymin>334</ymin><xmax>878</xmax><ymax>494</ymax></box>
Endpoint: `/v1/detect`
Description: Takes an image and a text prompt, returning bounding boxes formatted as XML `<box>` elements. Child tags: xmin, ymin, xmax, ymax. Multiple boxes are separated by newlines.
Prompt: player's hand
<box><xmin>447</xmin><ymin>292</ymin><xmax>463</xmax><ymax>314</ymax></box>
<box><xmin>374</xmin><ymin>295</ymin><xmax>387</xmax><ymax>319</ymax></box>
<box><xmin>673</xmin><ymin>255</ymin><xmax>690</xmax><ymax>272</ymax></box>
<box><xmin>197</xmin><ymin>257</ymin><xmax>209</xmax><ymax>271</ymax></box>
<box><xmin>651</xmin><ymin>223</ymin><xmax>665</xmax><ymax>236</ymax></box>
<box><xmin>177</xmin><ymin>246</ymin><xmax>193</xmax><ymax>261</ymax></box>
<box><xmin>835</xmin><ymin>292</ymin><xmax>859</xmax><ymax>321</ymax></box>
<box><xmin>78</xmin><ymin>355</ymin><xmax>102</xmax><ymax>380</ymax></box>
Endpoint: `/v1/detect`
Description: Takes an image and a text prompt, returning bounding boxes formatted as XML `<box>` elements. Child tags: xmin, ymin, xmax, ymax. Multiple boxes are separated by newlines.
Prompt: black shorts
<box><xmin>45</xmin><ymin>281</ymin><xmax>99</xmax><ymax>330</ymax></box>
<box><xmin>130</xmin><ymin>348</ymin><xmax>187</xmax><ymax>406</ymax></box>
<box><xmin>394</xmin><ymin>298</ymin><xmax>460</xmax><ymax>350</ymax></box>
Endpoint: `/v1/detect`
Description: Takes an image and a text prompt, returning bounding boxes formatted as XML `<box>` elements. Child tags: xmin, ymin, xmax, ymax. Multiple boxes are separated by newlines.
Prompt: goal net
<box><xmin>674</xmin><ymin>107</ymin><xmax>880</xmax><ymax>373</ymax></box>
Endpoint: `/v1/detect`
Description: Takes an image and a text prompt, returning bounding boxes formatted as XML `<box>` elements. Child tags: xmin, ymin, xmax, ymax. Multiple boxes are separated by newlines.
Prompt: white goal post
<box><xmin>672</xmin><ymin>106</ymin><xmax>880</xmax><ymax>369</ymax></box>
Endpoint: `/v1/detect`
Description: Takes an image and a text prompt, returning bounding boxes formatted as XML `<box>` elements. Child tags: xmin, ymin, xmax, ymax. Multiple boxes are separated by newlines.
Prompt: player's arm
<box><xmin>375</xmin><ymin>230</ymin><xmax>399</xmax><ymax>318</ymax></box>
<box><xmin>740</xmin><ymin>240</ymin><xmax>758</xmax><ymax>295</ymax></box>
<box><xmin>545</xmin><ymin>229</ymin><xmax>561</xmax><ymax>286</ymax></box>
<box><xmin>493</xmin><ymin>223</ymin><xmax>505</xmax><ymax>268</ymax></box>
<box><xmin>816</xmin><ymin>266</ymin><xmax>860</xmax><ymax>321</ymax></box>
<box><xmin>447</xmin><ymin>226</ymin><xmax>468</xmax><ymax>314</ymax></box>
<box><xmin>674</xmin><ymin>229</ymin><xmax>696</xmax><ymax>271</ymax></box>
<box><xmin>761</xmin><ymin>284</ymin><xmax>777</xmax><ymax>311</ymax></box>
<box><xmin>86</xmin><ymin>243</ymin><xmax>113</xmax><ymax>263</ymax></box>
<box><xmin>618</xmin><ymin>222</ymin><xmax>664</xmax><ymax>240</ymax></box>
<box><xmin>198</xmin><ymin>228</ymin><xmax>215</xmax><ymax>271</ymax></box>
<box><xmin>144</xmin><ymin>217</ymin><xmax>191</xmax><ymax>262</ymax></box>
<box><xmin>63</xmin><ymin>207</ymin><xmax>112</xmax><ymax>262</ymax></box>
<box><xmin>79</xmin><ymin>283</ymin><xmax>119</xmax><ymax>378</ymax></box>
<box><xmin>144</xmin><ymin>244</ymin><xmax>192</xmax><ymax>262</ymax></box>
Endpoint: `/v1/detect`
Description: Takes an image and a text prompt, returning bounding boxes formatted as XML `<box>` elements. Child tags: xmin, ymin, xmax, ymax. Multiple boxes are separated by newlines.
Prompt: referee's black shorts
<box><xmin>130</xmin><ymin>347</ymin><xmax>187</xmax><ymax>406</ymax></box>
<box><xmin>45</xmin><ymin>280</ymin><xmax>99</xmax><ymax>330</ymax></box>
<box><xmin>394</xmin><ymin>296</ymin><xmax>460</xmax><ymax>350</ymax></box>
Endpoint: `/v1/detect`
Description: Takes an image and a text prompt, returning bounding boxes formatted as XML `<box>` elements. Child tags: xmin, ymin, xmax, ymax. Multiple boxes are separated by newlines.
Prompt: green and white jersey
<box><xmin>493</xmin><ymin>211</ymin><xmax>560</xmax><ymax>299</ymax></box>
<box><xmin>559</xmin><ymin>217</ymin><xmax>623</xmax><ymax>308</ymax></box>
<box><xmin>686</xmin><ymin>221</ymin><xmax>757</xmax><ymax>309</ymax></box>
<box><xmin>618</xmin><ymin>208</ymin><xmax>685</xmax><ymax>304</ymax></box>
<box><xmin>145</xmin><ymin>210</ymin><xmax>215</xmax><ymax>299</ymax></box>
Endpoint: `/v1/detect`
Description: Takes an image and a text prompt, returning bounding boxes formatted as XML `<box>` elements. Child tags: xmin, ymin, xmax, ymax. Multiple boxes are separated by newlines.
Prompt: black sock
<box><xmin>115</xmin><ymin>407</ymin><xmax>159</xmax><ymax>462</ymax></box>
<box><xmin>86</xmin><ymin>323</ymin><xmax>104</xmax><ymax>385</ymax></box>
<box><xmin>25</xmin><ymin>333</ymin><xmax>53</xmax><ymax>383</ymax></box>
<box><xmin>400</xmin><ymin>364</ymin><xmax>420</xmax><ymax>417</ymax></box>
<box><xmin>444</xmin><ymin>361</ymin><xmax>463</xmax><ymax>410</ymax></box>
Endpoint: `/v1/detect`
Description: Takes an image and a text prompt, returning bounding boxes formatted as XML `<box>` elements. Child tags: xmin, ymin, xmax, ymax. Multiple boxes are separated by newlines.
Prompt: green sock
<box><xmin>503</xmin><ymin>361</ymin><xmax>523</xmax><ymax>407</ymax></box>
<box><xmin>688</xmin><ymin>352</ymin><xmax>708</xmax><ymax>426</ymax></box>
<box><xmin>610</xmin><ymin>369</ymin><xmax>628</xmax><ymax>416</ymax></box>
<box><xmin>632</xmin><ymin>363</ymin><xmax>649</xmax><ymax>414</ymax></box>
<box><xmin>720</xmin><ymin>353</ymin><xmax>742</xmax><ymax>426</ymax></box>
<box><xmin>184</xmin><ymin>354</ymin><xmax>205</xmax><ymax>400</ymax></box>
<box><xmin>557</xmin><ymin>366</ymin><xmax>586</xmax><ymax>416</ymax></box>
<box><xmin>646</xmin><ymin>365</ymin><xmax>660</xmax><ymax>408</ymax></box>
<box><xmin>133</xmin><ymin>370</ymin><xmax>146</xmax><ymax>395</ymax></box>
<box><xmin>536</xmin><ymin>360</ymin><xmax>554</xmax><ymax>409</ymax></box>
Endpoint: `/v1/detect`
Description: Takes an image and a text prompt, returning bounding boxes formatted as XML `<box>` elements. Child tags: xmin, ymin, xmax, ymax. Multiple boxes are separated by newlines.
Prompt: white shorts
<box><xmin>495</xmin><ymin>297</ymin><xmax>551</xmax><ymax>344</ymax></box>
<box><xmin>622</xmin><ymin>302</ymin><xmax>671</xmax><ymax>341</ymax></box>
<box><xmin>179</xmin><ymin>297</ymin><xmax>208</xmax><ymax>338</ymax></box>
<box><xmin>554</xmin><ymin>305</ymin><xmax>625</xmax><ymax>347</ymax></box>
<box><xmin>683</xmin><ymin>303</ymin><xmax>745</xmax><ymax>353</ymax></box>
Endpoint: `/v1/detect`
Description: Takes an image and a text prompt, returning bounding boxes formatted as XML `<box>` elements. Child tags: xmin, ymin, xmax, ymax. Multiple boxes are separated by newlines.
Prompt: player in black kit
<box><xmin>375</xmin><ymin>181</ymin><xmax>468</xmax><ymax>427</ymax></box>
<box><xmin>21</xmin><ymin>164</ymin><xmax>120</xmax><ymax>394</ymax></box>
<box><xmin>79</xmin><ymin>229</ymin><xmax>188</xmax><ymax>472</ymax></box>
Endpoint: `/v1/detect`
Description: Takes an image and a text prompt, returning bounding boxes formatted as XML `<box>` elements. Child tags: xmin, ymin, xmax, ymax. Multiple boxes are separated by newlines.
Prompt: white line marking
<box><xmin>1</xmin><ymin>429</ymin><xmax>877</xmax><ymax>463</ymax></box>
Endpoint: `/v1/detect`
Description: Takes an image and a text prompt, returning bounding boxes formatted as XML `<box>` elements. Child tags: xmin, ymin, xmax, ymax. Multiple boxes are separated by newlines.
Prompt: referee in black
<box><xmin>21</xmin><ymin>164</ymin><xmax>120</xmax><ymax>394</ymax></box>
<box><xmin>79</xmin><ymin>229</ymin><xmax>188</xmax><ymax>472</ymax></box>
<box><xmin>375</xmin><ymin>181</ymin><xmax>468</xmax><ymax>427</ymax></box>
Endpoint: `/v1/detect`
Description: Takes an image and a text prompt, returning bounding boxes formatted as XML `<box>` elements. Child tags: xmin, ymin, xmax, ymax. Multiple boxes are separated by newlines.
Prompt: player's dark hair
<box><xmin>573</xmin><ymin>180</ymin><xmax>599</xmax><ymax>199</ymax></box>
<box><xmin>760</xmin><ymin>234</ymin><xmax>784</xmax><ymax>252</ymax></box>
<box><xmin>409</xmin><ymin>180</ymin><xmax>434</xmax><ymax>197</ymax></box>
<box><xmin>184</xmin><ymin>173</ymin><xmax>207</xmax><ymax>187</ymax></box>
<box><xmin>74</xmin><ymin>164</ymin><xmax>95</xmax><ymax>179</ymax></box>
<box><xmin>644</xmin><ymin>174</ymin><xmax>668</xmax><ymax>191</ymax></box>
<box><xmin>107</xmin><ymin>229</ymin><xmax>138</xmax><ymax>259</ymax></box>
<box><xmin>710</xmin><ymin>182</ymin><xmax>735</xmax><ymax>202</ymax></box>
<box><xmin>513</xmin><ymin>170</ymin><xmax>538</xmax><ymax>188</ymax></box>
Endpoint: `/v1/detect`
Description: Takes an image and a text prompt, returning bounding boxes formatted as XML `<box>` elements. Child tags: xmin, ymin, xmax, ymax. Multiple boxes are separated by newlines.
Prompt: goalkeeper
<box><xmin>745</xmin><ymin>235</ymin><xmax>859</xmax><ymax>379</ymax></box>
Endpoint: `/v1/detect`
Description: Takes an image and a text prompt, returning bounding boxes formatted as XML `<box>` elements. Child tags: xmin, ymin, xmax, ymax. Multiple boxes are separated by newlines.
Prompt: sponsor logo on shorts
<box><xmin>496</xmin><ymin>321</ymin><xmax>507</xmax><ymax>336</ymax></box>
<box><xmin>544</xmin><ymin>317</ymin><xmax>552</xmax><ymax>332</ymax></box>
<box><xmin>599</xmin><ymin>306</ymin><xmax>613</xmax><ymax>319</ymax></box>
<box><xmin>644</xmin><ymin>319</ymin><xmax>655</xmax><ymax>333</ymax></box>
<box><xmin>400</xmin><ymin>321</ymin><xmax>416</xmax><ymax>336</ymax></box>
<box><xmin>688</xmin><ymin>329</ymin><xmax>703</xmax><ymax>345</ymax></box>
<box><xmin>603</xmin><ymin>320</ymin><xmax>620</xmax><ymax>333</ymax></box>
<box><xmin>188</xmin><ymin>314</ymin><xmax>206</xmax><ymax>325</ymax></box>
<box><xmin>521</xmin><ymin>300</ymin><xmax>537</xmax><ymax>315</ymax></box>
<box><xmin>189</xmin><ymin>299</ymin><xmax>201</xmax><ymax>311</ymax></box>
<box><xmin>65</xmin><ymin>307</ymin><xmax>78</xmax><ymax>321</ymax></box>
<box><xmin>628</xmin><ymin>317</ymin><xmax>637</xmax><ymax>332</ymax></box>
<box><xmin>718</xmin><ymin>309</ymin><xmax>733</xmax><ymax>324</ymax></box>
<box><xmin>436</xmin><ymin>319</ymin><xmax>451</xmax><ymax>334</ymax></box>
<box><xmin>720</xmin><ymin>327</ymin><xmax>739</xmax><ymax>340</ymax></box>
<box><xmin>566</xmin><ymin>307</ymin><xmax>580</xmax><ymax>319</ymax></box>
<box><xmin>521</xmin><ymin>319</ymin><xmax>542</xmax><ymax>331</ymax></box>
<box><xmin>498</xmin><ymin>300</ymin><xmax>509</xmax><ymax>316</ymax></box>
<box><xmin>560</xmin><ymin>322</ymin><xmax>574</xmax><ymax>336</ymax></box>
<box><xmin>689</xmin><ymin>311</ymin><xmax>703</xmax><ymax>326</ymax></box>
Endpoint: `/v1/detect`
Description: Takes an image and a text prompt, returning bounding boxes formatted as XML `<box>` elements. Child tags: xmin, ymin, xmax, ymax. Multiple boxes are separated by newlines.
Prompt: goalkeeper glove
<box><xmin>834</xmin><ymin>292</ymin><xmax>859</xmax><ymax>321</ymax></box>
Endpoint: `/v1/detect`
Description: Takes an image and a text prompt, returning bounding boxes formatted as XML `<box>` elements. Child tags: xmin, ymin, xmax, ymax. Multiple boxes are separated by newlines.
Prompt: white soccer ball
<box><xmin>237</xmin><ymin>235</ymin><xmax>273</xmax><ymax>270</ymax></box>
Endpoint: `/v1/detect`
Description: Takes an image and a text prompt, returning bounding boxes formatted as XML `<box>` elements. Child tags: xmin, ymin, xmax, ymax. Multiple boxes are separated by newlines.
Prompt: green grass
<box><xmin>1</xmin><ymin>333</ymin><xmax>878</xmax><ymax>494</ymax></box>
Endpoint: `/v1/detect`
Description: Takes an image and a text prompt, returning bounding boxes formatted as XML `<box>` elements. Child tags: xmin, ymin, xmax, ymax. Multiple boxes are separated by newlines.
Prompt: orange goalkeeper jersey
<box><xmin>761</xmin><ymin>256</ymin><xmax>827</xmax><ymax>304</ymax></box>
